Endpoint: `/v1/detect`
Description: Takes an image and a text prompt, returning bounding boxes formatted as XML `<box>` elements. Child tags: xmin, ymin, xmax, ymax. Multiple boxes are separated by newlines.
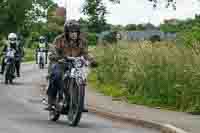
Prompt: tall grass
<box><xmin>88</xmin><ymin>41</ymin><xmax>200</xmax><ymax>112</ymax></box>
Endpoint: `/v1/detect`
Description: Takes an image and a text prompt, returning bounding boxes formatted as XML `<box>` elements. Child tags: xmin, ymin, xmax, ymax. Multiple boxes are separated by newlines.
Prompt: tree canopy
<box><xmin>0</xmin><ymin>0</ymin><xmax>54</xmax><ymax>36</ymax></box>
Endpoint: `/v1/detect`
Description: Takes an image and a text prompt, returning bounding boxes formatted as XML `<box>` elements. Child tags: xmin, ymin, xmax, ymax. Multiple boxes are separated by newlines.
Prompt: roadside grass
<box><xmin>88</xmin><ymin>41</ymin><xmax>200</xmax><ymax>113</ymax></box>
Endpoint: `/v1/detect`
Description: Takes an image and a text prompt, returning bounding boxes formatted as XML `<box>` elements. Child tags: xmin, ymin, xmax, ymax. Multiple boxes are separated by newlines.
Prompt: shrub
<box><xmin>102</xmin><ymin>31</ymin><xmax>117</xmax><ymax>44</ymax></box>
<box><xmin>149</xmin><ymin>35</ymin><xmax>161</xmax><ymax>43</ymax></box>
<box><xmin>87</xmin><ymin>33</ymin><xmax>97</xmax><ymax>46</ymax></box>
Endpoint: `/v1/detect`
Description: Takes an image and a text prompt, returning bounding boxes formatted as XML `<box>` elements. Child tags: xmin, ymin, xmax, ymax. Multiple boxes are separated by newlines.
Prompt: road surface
<box><xmin>0</xmin><ymin>64</ymin><xmax>159</xmax><ymax>133</ymax></box>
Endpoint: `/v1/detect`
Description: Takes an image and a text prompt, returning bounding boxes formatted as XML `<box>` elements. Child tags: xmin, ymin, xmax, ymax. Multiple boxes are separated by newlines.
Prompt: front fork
<box><xmin>65</xmin><ymin>77</ymin><xmax>86</xmax><ymax>110</ymax></box>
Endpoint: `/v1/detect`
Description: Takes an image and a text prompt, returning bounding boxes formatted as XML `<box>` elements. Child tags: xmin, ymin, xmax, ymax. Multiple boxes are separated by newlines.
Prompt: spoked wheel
<box><xmin>5</xmin><ymin>65</ymin><xmax>12</xmax><ymax>84</ymax></box>
<box><xmin>49</xmin><ymin>106</ymin><xmax>60</xmax><ymax>121</ymax></box>
<box><xmin>68</xmin><ymin>79</ymin><xmax>85</xmax><ymax>126</ymax></box>
<box><xmin>39</xmin><ymin>57</ymin><xmax>44</xmax><ymax>69</ymax></box>
<box><xmin>5</xmin><ymin>67</ymin><xmax>9</xmax><ymax>84</ymax></box>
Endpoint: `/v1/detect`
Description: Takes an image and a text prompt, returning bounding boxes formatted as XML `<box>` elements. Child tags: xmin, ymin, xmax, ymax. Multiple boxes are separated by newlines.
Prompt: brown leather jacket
<box><xmin>48</xmin><ymin>33</ymin><xmax>91</xmax><ymax>63</ymax></box>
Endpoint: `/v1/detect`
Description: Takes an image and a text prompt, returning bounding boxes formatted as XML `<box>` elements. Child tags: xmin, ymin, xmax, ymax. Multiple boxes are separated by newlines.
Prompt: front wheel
<box><xmin>68</xmin><ymin>79</ymin><xmax>85</xmax><ymax>126</ymax></box>
<box><xmin>49</xmin><ymin>110</ymin><xmax>60</xmax><ymax>121</ymax></box>
<box><xmin>5</xmin><ymin>64</ymin><xmax>13</xmax><ymax>84</ymax></box>
<box><xmin>39</xmin><ymin>56</ymin><xmax>44</xmax><ymax>69</ymax></box>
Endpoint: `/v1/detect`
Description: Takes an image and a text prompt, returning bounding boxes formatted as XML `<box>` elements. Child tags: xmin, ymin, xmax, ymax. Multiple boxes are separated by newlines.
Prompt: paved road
<box><xmin>0</xmin><ymin>64</ymin><xmax>159</xmax><ymax>133</ymax></box>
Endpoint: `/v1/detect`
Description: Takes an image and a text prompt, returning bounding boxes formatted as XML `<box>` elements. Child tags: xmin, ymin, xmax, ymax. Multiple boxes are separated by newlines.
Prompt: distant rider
<box><xmin>36</xmin><ymin>36</ymin><xmax>48</xmax><ymax>64</ymax></box>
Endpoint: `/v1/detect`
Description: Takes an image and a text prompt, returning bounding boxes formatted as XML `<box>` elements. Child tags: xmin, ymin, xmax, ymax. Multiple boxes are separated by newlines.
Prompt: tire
<box><xmin>5</xmin><ymin>63</ymin><xmax>15</xmax><ymax>84</ymax></box>
<box><xmin>9</xmin><ymin>79</ymin><xmax>13</xmax><ymax>84</ymax></box>
<box><xmin>41</xmin><ymin>62</ymin><xmax>44</xmax><ymax>69</ymax></box>
<box><xmin>49</xmin><ymin>110</ymin><xmax>60</xmax><ymax>121</ymax></box>
<box><xmin>39</xmin><ymin>57</ymin><xmax>42</xmax><ymax>69</ymax></box>
<box><xmin>68</xmin><ymin>79</ymin><xmax>85</xmax><ymax>126</ymax></box>
<box><xmin>5</xmin><ymin>65</ymin><xmax>10</xmax><ymax>84</ymax></box>
<box><xmin>39</xmin><ymin>57</ymin><xmax>44</xmax><ymax>69</ymax></box>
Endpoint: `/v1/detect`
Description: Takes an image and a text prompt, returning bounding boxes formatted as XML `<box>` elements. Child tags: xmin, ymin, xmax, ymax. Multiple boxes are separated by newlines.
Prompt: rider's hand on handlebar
<box><xmin>58</xmin><ymin>58</ymin><xmax>65</xmax><ymax>64</ymax></box>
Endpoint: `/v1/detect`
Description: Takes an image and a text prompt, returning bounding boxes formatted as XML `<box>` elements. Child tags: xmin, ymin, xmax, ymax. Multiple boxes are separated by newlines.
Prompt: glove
<box><xmin>58</xmin><ymin>58</ymin><xmax>65</xmax><ymax>64</ymax></box>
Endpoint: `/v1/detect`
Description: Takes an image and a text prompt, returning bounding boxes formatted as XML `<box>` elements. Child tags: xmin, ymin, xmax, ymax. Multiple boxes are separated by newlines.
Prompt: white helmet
<box><xmin>39</xmin><ymin>36</ymin><xmax>45</xmax><ymax>43</ymax></box>
<box><xmin>8</xmin><ymin>33</ymin><xmax>17</xmax><ymax>45</ymax></box>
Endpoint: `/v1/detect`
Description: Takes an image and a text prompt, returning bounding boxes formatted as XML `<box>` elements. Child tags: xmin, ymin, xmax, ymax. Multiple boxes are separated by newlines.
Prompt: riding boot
<box><xmin>83</xmin><ymin>107</ymin><xmax>88</xmax><ymax>112</ymax></box>
<box><xmin>44</xmin><ymin>96</ymin><xmax>55</xmax><ymax>111</ymax></box>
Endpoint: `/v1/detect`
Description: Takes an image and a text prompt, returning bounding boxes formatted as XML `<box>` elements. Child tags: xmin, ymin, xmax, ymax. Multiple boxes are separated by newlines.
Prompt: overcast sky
<box><xmin>55</xmin><ymin>0</ymin><xmax>200</xmax><ymax>26</ymax></box>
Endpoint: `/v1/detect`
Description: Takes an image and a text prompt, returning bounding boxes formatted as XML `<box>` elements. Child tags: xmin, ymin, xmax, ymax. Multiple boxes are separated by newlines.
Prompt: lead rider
<box><xmin>45</xmin><ymin>20</ymin><xmax>96</xmax><ymax>111</ymax></box>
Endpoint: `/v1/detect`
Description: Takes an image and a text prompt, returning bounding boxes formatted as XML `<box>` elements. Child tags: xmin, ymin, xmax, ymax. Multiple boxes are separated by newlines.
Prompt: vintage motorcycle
<box><xmin>36</xmin><ymin>48</ymin><xmax>46</xmax><ymax>69</ymax></box>
<box><xmin>48</xmin><ymin>56</ymin><xmax>88</xmax><ymax>126</ymax></box>
<box><xmin>4</xmin><ymin>48</ymin><xmax>16</xmax><ymax>84</ymax></box>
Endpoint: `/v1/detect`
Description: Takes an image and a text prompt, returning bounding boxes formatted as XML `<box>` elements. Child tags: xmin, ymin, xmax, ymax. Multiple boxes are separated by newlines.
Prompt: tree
<box><xmin>0</xmin><ymin>0</ymin><xmax>32</xmax><ymax>34</ymax></box>
<box><xmin>22</xmin><ymin>0</ymin><xmax>55</xmax><ymax>37</ymax></box>
<box><xmin>0</xmin><ymin>0</ymin><xmax>54</xmax><ymax>37</ymax></box>
<box><xmin>45</xmin><ymin>4</ymin><xmax>65</xmax><ymax>42</ymax></box>
<box><xmin>136</xmin><ymin>24</ymin><xmax>145</xmax><ymax>31</ymax></box>
<box><xmin>148</xmin><ymin>0</ymin><xmax>176</xmax><ymax>9</ymax></box>
<box><xmin>99</xmin><ymin>0</ymin><xmax>176</xmax><ymax>9</ymax></box>
<box><xmin>82</xmin><ymin>0</ymin><xmax>108</xmax><ymax>33</ymax></box>
<box><xmin>125</xmin><ymin>24</ymin><xmax>137</xmax><ymax>31</ymax></box>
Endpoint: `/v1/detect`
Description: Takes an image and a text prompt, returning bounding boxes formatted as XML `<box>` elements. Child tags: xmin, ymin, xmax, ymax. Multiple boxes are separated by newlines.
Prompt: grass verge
<box><xmin>88</xmin><ymin>41</ymin><xmax>200</xmax><ymax>113</ymax></box>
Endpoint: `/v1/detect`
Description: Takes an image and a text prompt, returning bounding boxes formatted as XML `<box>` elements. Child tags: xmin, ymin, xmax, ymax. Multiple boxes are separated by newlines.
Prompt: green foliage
<box><xmin>125</xmin><ymin>24</ymin><xmax>137</xmax><ymax>31</ymax></box>
<box><xmin>23</xmin><ymin>48</ymin><xmax>35</xmax><ymax>62</ymax></box>
<box><xmin>87</xmin><ymin>33</ymin><xmax>97</xmax><ymax>46</ymax></box>
<box><xmin>102</xmin><ymin>31</ymin><xmax>117</xmax><ymax>44</ymax></box>
<box><xmin>89</xmin><ymin>41</ymin><xmax>200</xmax><ymax>113</ymax></box>
<box><xmin>82</xmin><ymin>0</ymin><xmax>108</xmax><ymax>33</ymax></box>
<box><xmin>136</xmin><ymin>24</ymin><xmax>146</xmax><ymax>31</ymax></box>
<box><xmin>0</xmin><ymin>0</ymin><xmax>32</xmax><ymax>34</ymax></box>
<box><xmin>149</xmin><ymin>35</ymin><xmax>161</xmax><ymax>43</ymax></box>
<box><xmin>0</xmin><ymin>0</ymin><xmax>54</xmax><ymax>37</ymax></box>
<box><xmin>160</xmin><ymin>23</ymin><xmax>179</xmax><ymax>33</ymax></box>
<box><xmin>160</xmin><ymin>15</ymin><xmax>200</xmax><ymax>49</ymax></box>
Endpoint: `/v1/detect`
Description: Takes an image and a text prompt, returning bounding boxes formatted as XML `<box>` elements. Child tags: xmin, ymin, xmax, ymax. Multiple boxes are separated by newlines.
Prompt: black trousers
<box><xmin>15</xmin><ymin>60</ymin><xmax>20</xmax><ymax>75</ymax></box>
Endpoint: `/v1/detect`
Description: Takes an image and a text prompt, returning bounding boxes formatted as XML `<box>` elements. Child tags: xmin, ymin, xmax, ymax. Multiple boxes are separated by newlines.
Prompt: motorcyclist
<box><xmin>0</xmin><ymin>33</ymin><xmax>21</xmax><ymax>77</ymax></box>
<box><xmin>36</xmin><ymin>36</ymin><xmax>48</xmax><ymax>64</ymax></box>
<box><xmin>45</xmin><ymin>20</ymin><xmax>97</xmax><ymax>111</ymax></box>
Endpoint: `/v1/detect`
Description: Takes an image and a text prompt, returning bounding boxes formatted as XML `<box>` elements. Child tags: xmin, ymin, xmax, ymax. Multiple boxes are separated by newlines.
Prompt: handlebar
<box><xmin>58</xmin><ymin>56</ymin><xmax>89</xmax><ymax>66</ymax></box>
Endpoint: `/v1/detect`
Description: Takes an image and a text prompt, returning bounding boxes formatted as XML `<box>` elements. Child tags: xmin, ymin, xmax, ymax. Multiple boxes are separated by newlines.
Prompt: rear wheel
<box><xmin>68</xmin><ymin>79</ymin><xmax>85</xmax><ymax>126</ymax></box>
